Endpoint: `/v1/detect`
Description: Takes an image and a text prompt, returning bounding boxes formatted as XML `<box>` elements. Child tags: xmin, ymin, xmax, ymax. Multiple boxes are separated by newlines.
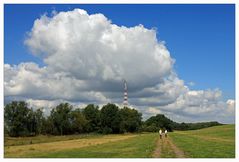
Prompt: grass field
<box><xmin>4</xmin><ymin>133</ymin><xmax>102</xmax><ymax>147</ymax></box>
<box><xmin>35</xmin><ymin>133</ymin><xmax>158</xmax><ymax>158</ymax></box>
<box><xmin>170</xmin><ymin>124</ymin><xmax>235</xmax><ymax>158</ymax></box>
<box><xmin>4</xmin><ymin>125</ymin><xmax>235</xmax><ymax>158</ymax></box>
<box><xmin>4</xmin><ymin>133</ymin><xmax>158</xmax><ymax>158</ymax></box>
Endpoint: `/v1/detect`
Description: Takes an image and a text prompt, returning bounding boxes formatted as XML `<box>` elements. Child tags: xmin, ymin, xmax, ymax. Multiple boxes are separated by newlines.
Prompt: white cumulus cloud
<box><xmin>4</xmin><ymin>8</ymin><xmax>235</xmax><ymax>123</ymax></box>
<box><xmin>24</xmin><ymin>9</ymin><xmax>174</xmax><ymax>90</ymax></box>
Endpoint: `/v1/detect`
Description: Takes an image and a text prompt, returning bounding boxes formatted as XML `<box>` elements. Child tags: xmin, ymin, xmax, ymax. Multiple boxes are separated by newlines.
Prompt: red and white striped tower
<box><xmin>123</xmin><ymin>79</ymin><xmax>128</xmax><ymax>106</ymax></box>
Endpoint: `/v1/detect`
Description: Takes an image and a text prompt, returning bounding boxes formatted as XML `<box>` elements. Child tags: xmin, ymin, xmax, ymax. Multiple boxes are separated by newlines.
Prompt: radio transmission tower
<box><xmin>123</xmin><ymin>79</ymin><xmax>128</xmax><ymax>106</ymax></box>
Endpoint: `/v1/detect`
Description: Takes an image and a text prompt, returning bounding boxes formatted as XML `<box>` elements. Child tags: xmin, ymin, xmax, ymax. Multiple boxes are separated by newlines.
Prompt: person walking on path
<box><xmin>165</xmin><ymin>129</ymin><xmax>168</xmax><ymax>138</ymax></box>
<box><xmin>159</xmin><ymin>129</ymin><xmax>162</xmax><ymax>139</ymax></box>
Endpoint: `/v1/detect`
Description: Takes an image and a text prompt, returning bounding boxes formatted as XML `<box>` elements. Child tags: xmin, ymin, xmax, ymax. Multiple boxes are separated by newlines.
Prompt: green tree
<box><xmin>82</xmin><ymin>104</ymin><xmax>101</xmax><ymax>132</ymax></box>
<box><xmin>4</xmin><ymin>101</ymin><xmax>31</xmax><ymax>137</ymax></box>
<box><xmin>144</xmin><ymin>114</ymin><xmax>174</xmax><ymax>132</ymax></box>
<box><xmin>42</xmin><ymin>116</ymin><xmax>56</xmax><ymax>135</ymax></box>
<box><xmin>50</xmin><ymin>103</ymin><xmax>73</xmax><ymax>135</ymax></box>
<box><xmin>34</xmin><ymin>108</ymin><xmax>45</xmax><ymax>135</ymax></box>
<box><xmin>26</xmin><ymin>108</ymin><xmax>37</xmax><ymax>136</ymax></box>
<box><xmin>119</xmin><ymin>107</ymin><xmax>142</xmax><ymax>133</ymax></box>
<box><xmin>100</xmin><ymin>103</ymin><xmax>121</xmax><ymax>134</ymax></box>
<box><xmin>70</xmin><ymin>109</ymin><xmax>88</xmax><ymax>133</ymax></box>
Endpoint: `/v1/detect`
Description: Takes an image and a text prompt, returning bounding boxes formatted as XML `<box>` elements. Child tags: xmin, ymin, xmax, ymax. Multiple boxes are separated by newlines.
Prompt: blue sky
<box><xmin>4</xmin><ymin>4</ymin><xmax>235</xmax><ymax>123</ymax></box>
<box><xmin>5</xmin><ymin>4</ymin><xmax>235</xmax><ymax>100</ymax></box>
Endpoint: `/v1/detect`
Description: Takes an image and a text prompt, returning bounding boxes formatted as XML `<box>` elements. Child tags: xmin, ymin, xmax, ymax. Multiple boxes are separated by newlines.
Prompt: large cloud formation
<box><xmin>4</xmin><ymin>9</ymin><xmax>235</xmax><ymax>123</ymax></box>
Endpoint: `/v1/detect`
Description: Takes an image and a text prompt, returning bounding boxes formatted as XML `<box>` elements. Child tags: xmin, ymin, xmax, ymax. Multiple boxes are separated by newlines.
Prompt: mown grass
<box><xmin>4</xmin><ymin>134</ymin><xmax>137</xmax><ymax>158</ymax></box>
<box><xmin>23</xmin><ymin>133</ymin><xmax>158</xmax><ymax>158</ymax></box>
<box><xmin>4</xmin><ymin>133</ymin><xmax>101</xmax><ymax>146</ymax></box>
<box><xmin>5</xmin><ymin>125</ymin><xmax>234</xmax><ymax>158</ymax></box>
<box><xmin>4</xmin><ymin>133</ymin><xmax>158</xmax><ymax>158</ymax></box>
<box><xmin>169</xmin><ymin>124</ymin><xmax>235</xmax><ymax>158</ymax></box>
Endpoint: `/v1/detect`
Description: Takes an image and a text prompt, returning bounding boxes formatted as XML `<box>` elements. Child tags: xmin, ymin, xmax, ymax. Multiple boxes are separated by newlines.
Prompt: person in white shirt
<box><xmin>159</xmin><ymin>129</ymin><xmax>162</xmax><ymax>139</ymax></box>
<box><xmin>165</xmin><ymin>129</ymin><xmax>168</xmax><ymax>138</ymax></box>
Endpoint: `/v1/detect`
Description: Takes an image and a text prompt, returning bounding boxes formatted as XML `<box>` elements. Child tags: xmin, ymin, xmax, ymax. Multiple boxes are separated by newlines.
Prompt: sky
<box><xmin>4</xmin><ymin>4</ymin><xmax>235</xmax><ymax>123</ymax></box>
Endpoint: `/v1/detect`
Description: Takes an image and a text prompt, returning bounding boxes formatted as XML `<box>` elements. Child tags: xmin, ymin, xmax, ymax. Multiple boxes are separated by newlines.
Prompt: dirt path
<box><xmin>152</xmin><ymin>135</ymin><xmax>186</xmax><ymax>158</ymax></box>
<box><xmin>167</xmin><ymin>136</ymin><xmax>185</xmax><ymax>158</ymax></box>
<box><xmin>152</xmin><ymin>137</ymin><xmax>162</xmax><ymax>157</ymax></box>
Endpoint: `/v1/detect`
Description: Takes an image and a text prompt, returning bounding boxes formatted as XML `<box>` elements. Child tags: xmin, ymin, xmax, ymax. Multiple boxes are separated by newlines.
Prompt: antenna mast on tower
<box><xmin>123</xmin><ymin>79</ymin><xmax>128</xmax><ymax>106</ymax></box>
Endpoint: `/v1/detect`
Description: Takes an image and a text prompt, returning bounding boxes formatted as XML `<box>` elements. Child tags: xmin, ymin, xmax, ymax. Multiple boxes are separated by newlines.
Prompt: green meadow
<box><xmin>169</xmin><ymin>124</ymin><xmax>235</xmax><ymax>158</ymax></box>
<box><xmin>4</xmin><ymin>125</ymin><xmax>235</xmax><ymax>158</ymax></box>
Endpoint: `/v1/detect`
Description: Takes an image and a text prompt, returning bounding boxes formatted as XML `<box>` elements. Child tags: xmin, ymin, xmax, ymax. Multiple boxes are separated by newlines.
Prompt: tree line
<box><xmin>4</xmin><ymin>101</ymin><xmax>142</xmax><ymax>137</ymax></box>
<box><xmin>4</xmin><ymin>101</ymin><xmax>222</xmax><ymax>137</ymax></box>
<box><xmin>141</xmin><ymin>114</ymin><xmax>222</xmax><ymax>132</ymax></box>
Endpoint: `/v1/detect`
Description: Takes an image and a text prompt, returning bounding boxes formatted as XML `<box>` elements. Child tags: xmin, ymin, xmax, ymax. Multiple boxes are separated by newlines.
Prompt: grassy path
<box><xmin>167</xmin><ymin>136</ymin><xmax>185</xmax><ymax>158</ymax></box>
<box><xmin>152</xmin><ymin>137</ymin><xmax>161</xmax><ymax>157</ymax></box>
<box><xmin>152</xmin><ymin>135</ymin><xmax>186</xmax><ymax>158</ymax></box>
